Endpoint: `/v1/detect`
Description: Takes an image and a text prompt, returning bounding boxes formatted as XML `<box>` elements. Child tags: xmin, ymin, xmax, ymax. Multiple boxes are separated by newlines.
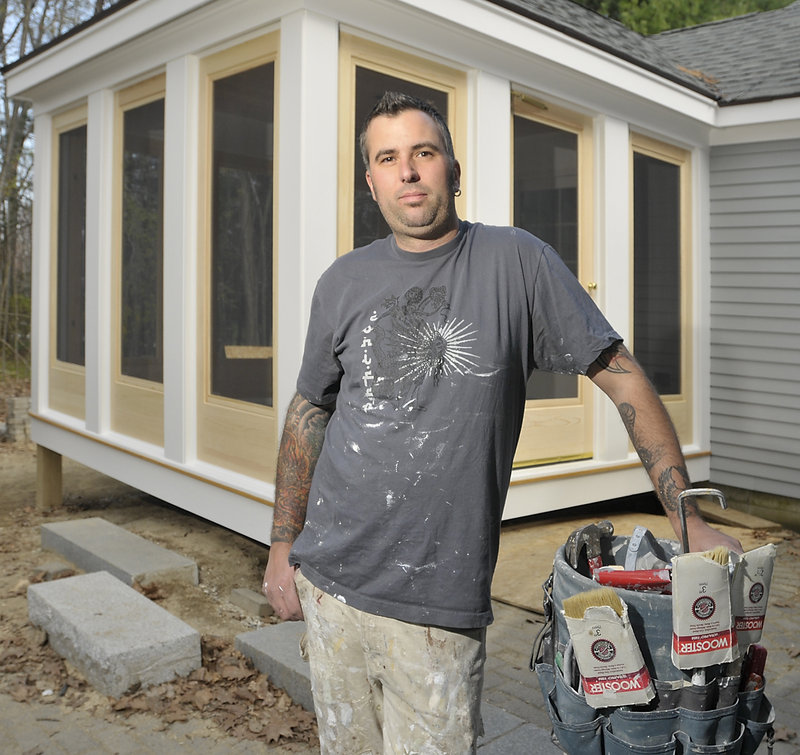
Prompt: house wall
<box><xmin>7</xmin><ymin>0</ymin><xmax>725</xmax><ymax>538</ymax></box>
<box><xmin>708</xmin><ymin>138</ymin><xmax>800</xmax><ymax>504</ymax></box>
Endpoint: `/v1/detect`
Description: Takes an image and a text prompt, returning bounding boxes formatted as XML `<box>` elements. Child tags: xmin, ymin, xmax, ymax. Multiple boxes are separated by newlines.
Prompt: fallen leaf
<box><xmin>10</xmin><ymin>684</ymin><xmax>31</xmax><ymax>702</ymax></box>
<box><xmin>26</xmin><ymin>627</ymin><xmax>47</xmax><ymax>647</ymax></box>
<box><xmin>220</xmin><ymin>664</ymin><xmax>253</xmax><ymax>681</ymax></box>
<box><xmin>132</xmin><ymin>582</ymin><xmax>166</xmax><ymax>601</ymax></box>
<box><xmin>163</xmin><ymin>706</ymin><xmax>189</xmax><ymax>723</ymax></box>
<box><xmin>248</xmin><ymin>719</ymin><xmax>263</xmax><ymax>734</ymax></box>
<box><xmin>773</xmin><ymin>726</ymin><xmax>796</xmax><ymax>742</ymax></box>
<box><xmin>263</xmin><ymin>718</ymin><xmax>296</xmax><ymax>744</ymax></box>
<box><xmin>192</xmin><ymin>688</ymin><xmax>213</xmax><ymax>710</ymax></box>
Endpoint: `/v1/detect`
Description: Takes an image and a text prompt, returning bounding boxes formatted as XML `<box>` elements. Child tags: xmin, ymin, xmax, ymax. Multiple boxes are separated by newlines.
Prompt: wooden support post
<box><xmin>36</xmin><ymin>445</ymin><xmax>63</xmax><ymax>511</ymax></box>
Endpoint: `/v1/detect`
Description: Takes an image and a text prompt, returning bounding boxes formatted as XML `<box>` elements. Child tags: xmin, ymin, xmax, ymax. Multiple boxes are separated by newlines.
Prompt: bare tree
<box><xmin>0</xmin><ymin>0</ymin><xmax>107</xmax><ymax>384</ymax></box>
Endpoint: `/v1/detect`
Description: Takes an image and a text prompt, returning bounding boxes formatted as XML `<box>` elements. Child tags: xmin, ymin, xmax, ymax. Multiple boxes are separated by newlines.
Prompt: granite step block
<box><xmin>41</xmin><ymin>516</ymin><xmax>198</xmax><ymax>586</ymax></box>
<box><xmin>28</xmin><ymin>570</ymin><xmax>201</xmax><ymax>697</ymax></box>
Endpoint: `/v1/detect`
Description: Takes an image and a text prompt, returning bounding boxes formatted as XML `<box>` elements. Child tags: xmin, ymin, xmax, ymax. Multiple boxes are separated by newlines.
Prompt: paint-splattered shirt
<box><xmin>290</xmin><ymin>221</ymin><xmax>620</xmax><ymax>628</ymax></box>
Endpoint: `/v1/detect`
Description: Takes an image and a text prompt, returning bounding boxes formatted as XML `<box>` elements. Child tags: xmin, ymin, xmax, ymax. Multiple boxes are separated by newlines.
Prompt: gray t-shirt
<box><xmin>290</xmin><ymin>221</ymin><xmax>620</xmax><ymax>628</ymax></box>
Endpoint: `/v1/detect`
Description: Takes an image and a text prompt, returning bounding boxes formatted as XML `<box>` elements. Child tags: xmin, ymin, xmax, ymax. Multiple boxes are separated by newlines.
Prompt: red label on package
<box><xmin>735</xmin><ymin>615</ymin><xmax>764</xmax><ymax>632</ymax></box>
<box><xmin>582</xmin><ymin>667</ymin><xmax>652</xmax><ymax>696</ymax></box>
<box><xmin>673</xmin><ymin>628</ymin><xmax>736</xmax><ymax>656</ymax></box>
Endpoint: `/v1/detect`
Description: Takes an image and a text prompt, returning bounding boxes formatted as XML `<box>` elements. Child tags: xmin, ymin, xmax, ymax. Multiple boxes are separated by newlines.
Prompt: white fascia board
<box><xmin>5</xmin><ymin>0</ymin><xmax>297</xmax><ymax>109</ymax></box>
<box><xmin>382</xmin><ymin>0</ymin><xmax>718</xmax><ymax>126</ymax></box>
<box><xmin>5</xmin><ymin>0</ymin><xmax>207</xmax><ymax>98</ymax></box>
<box><xmin>31</xmin><ymin>415</ymin><xmax>275</xmax><ymax>543</ymax></box>
<box><xmin>8</xmin><ymin>0</ymin><xmax>719</xmax><ymax>128</ymax></box>
<box><xmin>711</xmin><ymin>97</ymin><xmax>800</xmax><ymax>145</ymax></box>
<box><xmin>504</xmin><ymin>452</ymin><xmax>710</xmax><ymax>520</ymax></box>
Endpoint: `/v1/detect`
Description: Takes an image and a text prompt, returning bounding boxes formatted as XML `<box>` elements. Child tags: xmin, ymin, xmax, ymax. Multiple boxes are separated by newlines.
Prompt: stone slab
<box><xmin>230</xmin><ymin>587</ymin><xmax>274</xmax><ymax>618</ymax></box>
<box><xmin>236</xmin><ymin>620</ymin><xmax>313</xmax><ymax>712</ymax></box>
<box><xmin>41</xmin><ymin>517</ymin><xmax>198</xmax><ymax>586</ymax></box>
<box><xmin>28</xmin><ymin>570</ymin><xmax>201</xmax><ymax>697</ymax></box>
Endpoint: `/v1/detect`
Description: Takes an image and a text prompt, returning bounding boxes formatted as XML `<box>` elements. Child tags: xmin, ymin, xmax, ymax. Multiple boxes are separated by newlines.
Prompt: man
<box><xmin>263</xmin><ymin>91</ymin><xmax>741</xmax><ymax>753</ymax></box>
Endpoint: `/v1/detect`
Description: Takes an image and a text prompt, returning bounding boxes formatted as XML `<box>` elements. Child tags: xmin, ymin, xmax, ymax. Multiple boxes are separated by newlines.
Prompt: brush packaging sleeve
<box><xmin>564</xmin><ymin>600</ymin><xmax>655</xmax><ymax>709</ymax></box>
<box><xmin>671</xmin><ymin>553</ymin><xmax>738</xmax><ymax>669</ymax></box>
<box><xmin>731</xmin><ymin>543</ymin><xmax>776</xmax><ymax>648</ymax></box>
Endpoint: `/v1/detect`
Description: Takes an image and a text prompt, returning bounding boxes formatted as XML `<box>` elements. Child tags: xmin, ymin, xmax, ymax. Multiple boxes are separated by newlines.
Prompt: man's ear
<box><xmin>452</xmin><ymin>160</ymin><xmax>462</xmax><ymax>193</ymax></box>
<box><xmin>365</xmin><ymin>170</ymin><xmax>377</xmax><ymax>201</ymax></box>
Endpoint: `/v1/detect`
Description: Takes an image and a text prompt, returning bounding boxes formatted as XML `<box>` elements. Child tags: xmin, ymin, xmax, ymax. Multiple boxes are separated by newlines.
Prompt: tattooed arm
<box><xmin>262</xmin><ymin>392</ymin><xmax>335</xmax><ymax>620</ymax></box>
<box><xmin>588</xmin><ymin>342</ymin><xmax>742</xmax><ymax>554</ymax></box>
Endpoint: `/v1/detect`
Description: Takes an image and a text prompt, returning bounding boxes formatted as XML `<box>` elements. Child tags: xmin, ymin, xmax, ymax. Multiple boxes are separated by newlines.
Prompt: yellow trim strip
<box><xmin>509</xmin><ymin>450</ymin><xmax>710</xmax><ymax>486</ymax></box>
<box><xmin>33</xmin><ymin>410</ymin><xmax>709</xmax><ymax>499</ymax></box>
<box><xmin>30</xmin><ymin>412</ymin><xmax>274</xmax><ymax>506</ymax></box>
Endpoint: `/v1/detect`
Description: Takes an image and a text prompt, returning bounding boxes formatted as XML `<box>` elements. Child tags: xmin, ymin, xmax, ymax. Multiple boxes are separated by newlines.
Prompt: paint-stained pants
<box><xmin>295</xmin><ymin>569</ymin><xmax>486</xmax><ymax>754</ymax></box>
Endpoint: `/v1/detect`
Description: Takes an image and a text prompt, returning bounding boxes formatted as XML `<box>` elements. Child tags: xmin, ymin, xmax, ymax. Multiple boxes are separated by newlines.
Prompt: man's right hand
<box><xmin>262</xmin><ymin>541</ymin><xmax>303</xmax><ymax>621</ymax></box>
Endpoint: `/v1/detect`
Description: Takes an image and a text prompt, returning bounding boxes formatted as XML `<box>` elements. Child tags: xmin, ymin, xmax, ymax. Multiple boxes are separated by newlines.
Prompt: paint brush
<box><xmin>562</xmin><ymin>588</ymin><xmax>654</xmax><ymax>708</ymax></box>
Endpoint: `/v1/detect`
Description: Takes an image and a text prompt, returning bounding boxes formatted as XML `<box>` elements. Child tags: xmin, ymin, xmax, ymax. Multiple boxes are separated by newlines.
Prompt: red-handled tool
<box><xmin>594</xmin><ymin>566</ymin><xmax>673</xmax><ymax>594</ymax></box>
<box><xmin>740</xmin><ymin>644</ymin><xmax>767</xmax><ymax>691</ymax></box>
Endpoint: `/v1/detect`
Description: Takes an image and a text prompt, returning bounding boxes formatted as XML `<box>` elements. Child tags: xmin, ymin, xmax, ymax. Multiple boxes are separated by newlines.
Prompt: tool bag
<box><xmin>530</xmin><ymin>532</ymin><xmax>776</xmax><ymax>755</ymax></box>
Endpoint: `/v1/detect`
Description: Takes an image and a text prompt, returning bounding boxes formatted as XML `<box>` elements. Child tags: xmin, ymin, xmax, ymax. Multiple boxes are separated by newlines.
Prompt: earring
<box><xmin>454</xmin><ymin>188</ymin><xmax>462</xmax><ymax>197</ymax></box>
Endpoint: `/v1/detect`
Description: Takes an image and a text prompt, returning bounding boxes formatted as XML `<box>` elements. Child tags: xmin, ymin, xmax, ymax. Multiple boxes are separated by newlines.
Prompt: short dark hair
<box><xmin>358</xmin><ymin>91</ymin><xmax>455</xmax><ymax>169</ymax></box>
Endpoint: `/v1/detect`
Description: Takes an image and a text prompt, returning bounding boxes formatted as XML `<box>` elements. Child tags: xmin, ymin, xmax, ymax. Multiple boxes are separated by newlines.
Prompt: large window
<box><xmin>633</xmin><ymin>153</ymin><xmax>681</xmax><ymax>394</ymax></box>
<box><xmin>514</xmin><ymin>112</ymin><xmax>579</xmax><ymax>402</ymax></box>
<box><xmin>631</xmin><ymin>134</ymin><xmax>692</xmax><ymax>439</ymax></box>
<box><xmin>210</xmin><ymin>63</ymin><xmax>274</xmax><ymax>406</ymax></box>
<box><xmin>121</xmin><ymin>97</ymin><xmax>164</xmax><ymax>383</ymax></box>
<box><xmin>56</xmin><ymin>124</ymin><xmax>87</xmax><ymax>366</ymax></box>
<box><xmin>110</xmin><ymin>76</ymin><xmax>166</xmax><ymax>445</ymax></box>
<box><xmin>511</xmin><ymin>95</ymin><xmax>594</xmax><ymax>466</ymax></box>
<box><xmin>197</xmin><ymin>34</ymin><xmax>278</xmax><ymax>480</ymax></box>
<box><xmin>50</xmin><ymin>106</ymin><xmax>88</xmax><ymax>419</ymax></box>
<box><xmin>338</xmin><ymin>34</ymin><xmax>466</xmax><ymax>255</ymax></box>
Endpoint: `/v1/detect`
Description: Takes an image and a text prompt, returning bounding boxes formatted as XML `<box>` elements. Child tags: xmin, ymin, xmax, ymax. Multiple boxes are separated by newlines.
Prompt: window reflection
<box><xmin>633</xmin><ymin>153</ymin><xmax>681</xmax><ymax>395</ymax></box>
<box><xmin>121</xmin><ymin>99</ymin><xmax>164</xmax><ymax>382</ymax></box>
<box><xmin>210</xmin><ymin>63</ymin><xmax>274</xmax><ymax>406</ymax></box>
<box><xmin>513</xmin><ymin>115</ymin><xmax>579</xmax><ymax>400</ymax></box>
<box><xmin>56</xmin><ymin>125</ymin><xmax>87</xmax><ymax>366</ymax></box>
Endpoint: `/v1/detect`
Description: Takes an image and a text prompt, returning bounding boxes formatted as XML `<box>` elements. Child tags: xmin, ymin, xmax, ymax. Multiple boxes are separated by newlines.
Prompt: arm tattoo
<box><xmin>271</xmin><ymin>393</ymin><xmax>333</xmax><ymax>544</ymax></box>
<box><xmin>595</xmin><ymin>343</ymin><xmax>632</xmax><ymax>374</ymax></box>
<box><xmin>618</xmin><ymin>401</ymin><xmax>655</xmax><ymax>472</ymax></box>
<box><xmin>657</xmin><ymin>465</ymin><xmax>693</xmax><ymax>514</ymax></box>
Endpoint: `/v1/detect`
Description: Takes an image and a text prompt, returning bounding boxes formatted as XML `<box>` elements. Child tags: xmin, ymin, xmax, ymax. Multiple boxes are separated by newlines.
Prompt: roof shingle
<box><xmin>651</xmin><ymin>0</ymin><xmax>800</xmax><ymax>104</ymax></box>
<box><xmin>489</xmin><ymin>0</ymin><xmax>800</xmax><ymax>104</ymax></box>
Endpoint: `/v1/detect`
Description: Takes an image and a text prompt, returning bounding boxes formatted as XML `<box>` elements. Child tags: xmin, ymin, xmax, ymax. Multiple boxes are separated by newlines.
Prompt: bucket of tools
<box><xmin>531</xmin><ymin>489</ymin><xmax>777</xmax><ymax>755</ymax></box>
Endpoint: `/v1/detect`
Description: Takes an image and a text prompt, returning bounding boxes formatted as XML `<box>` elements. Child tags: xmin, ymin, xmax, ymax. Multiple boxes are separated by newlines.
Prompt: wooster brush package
<box><xmin>671</xmin><ymin>548</ymin><xmax>738</xmax><ymax>669</ymax></box>
<box><xmin>562</xmin><ymin>588</ymin><xmax>655</xmax><ymax>709</ymax></box>
<box><xmin>731</xmin><ymin>543</ymin><xmax>776</xmax><ymax>649</ymax></box>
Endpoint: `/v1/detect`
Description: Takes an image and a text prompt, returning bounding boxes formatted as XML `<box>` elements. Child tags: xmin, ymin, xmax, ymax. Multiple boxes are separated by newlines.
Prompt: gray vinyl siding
<box><xmin>709</xmin><ymin>138</ymin><xmax>800</xmax><ymax>499</ymax></box>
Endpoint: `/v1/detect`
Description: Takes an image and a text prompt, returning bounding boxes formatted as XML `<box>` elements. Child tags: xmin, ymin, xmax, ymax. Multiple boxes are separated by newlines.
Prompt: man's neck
<box><xmin>394</xmin><ymin>221</ymin><xmax>461</xmax><ymax>253</ymax></box>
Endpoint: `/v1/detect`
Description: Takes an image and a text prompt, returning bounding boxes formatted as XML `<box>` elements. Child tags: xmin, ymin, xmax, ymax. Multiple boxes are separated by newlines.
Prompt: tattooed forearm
<box><xmin>618</xmin><ymin>402</ymin><xmax>635</xmax><ymax>435</ymax></box>
<box><xmin>657</xmin><ymin>465</ymin><xmax>693</xmax><ymax>514</ymax></box>
<box><xmin>618</xmin><ymin>401</ymin><xmax>657</xmax><ymax>472</ymax></box>
<box><xmin>271</xmin><ymin>392</ymin><xmax>333</xmax><ymax>544</ymax></box>
<box><xmin>590</xmin><ymin>341</ymin><xmax>699</xmax><ymax>534</ymax></box>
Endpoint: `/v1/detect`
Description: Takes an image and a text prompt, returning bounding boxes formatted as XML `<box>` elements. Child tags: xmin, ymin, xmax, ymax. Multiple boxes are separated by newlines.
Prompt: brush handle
<box><xmin>594</xmin><ymin>567</ymin><xmax>672</xmax><ymax>593</ymax></box>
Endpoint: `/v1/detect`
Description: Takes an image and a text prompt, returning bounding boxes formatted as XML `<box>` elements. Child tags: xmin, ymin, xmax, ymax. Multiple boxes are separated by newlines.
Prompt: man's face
<box><xmin>364</xmin><ymin>109</ymin><xmax>460</xmax><ymax>251</ymax></box>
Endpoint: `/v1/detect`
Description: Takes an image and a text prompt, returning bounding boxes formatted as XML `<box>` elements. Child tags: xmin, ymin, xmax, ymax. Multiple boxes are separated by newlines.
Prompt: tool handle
<box><xmin>677</xmin><ymin>488</ymin><xmax>727</xmax><ymax>553</ymax></box>
<box><xmin>594</xmin><ymin>567</ymin><xmax>672</xmax><ymax>593</ymax></box>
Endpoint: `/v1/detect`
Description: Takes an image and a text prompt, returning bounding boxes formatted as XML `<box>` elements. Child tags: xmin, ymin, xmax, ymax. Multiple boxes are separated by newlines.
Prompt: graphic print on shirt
<box><xmin>360</xmin><ymin>285</ymin><xmax>481</xmax><ymax>412</ymax></box>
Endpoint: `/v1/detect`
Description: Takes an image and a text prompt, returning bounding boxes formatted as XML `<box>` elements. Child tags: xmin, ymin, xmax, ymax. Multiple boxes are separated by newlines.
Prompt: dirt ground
<box><xmin>0</xmin><ymin>440</ymin><xmax>319</xmax><ymax>751</ymax></box>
